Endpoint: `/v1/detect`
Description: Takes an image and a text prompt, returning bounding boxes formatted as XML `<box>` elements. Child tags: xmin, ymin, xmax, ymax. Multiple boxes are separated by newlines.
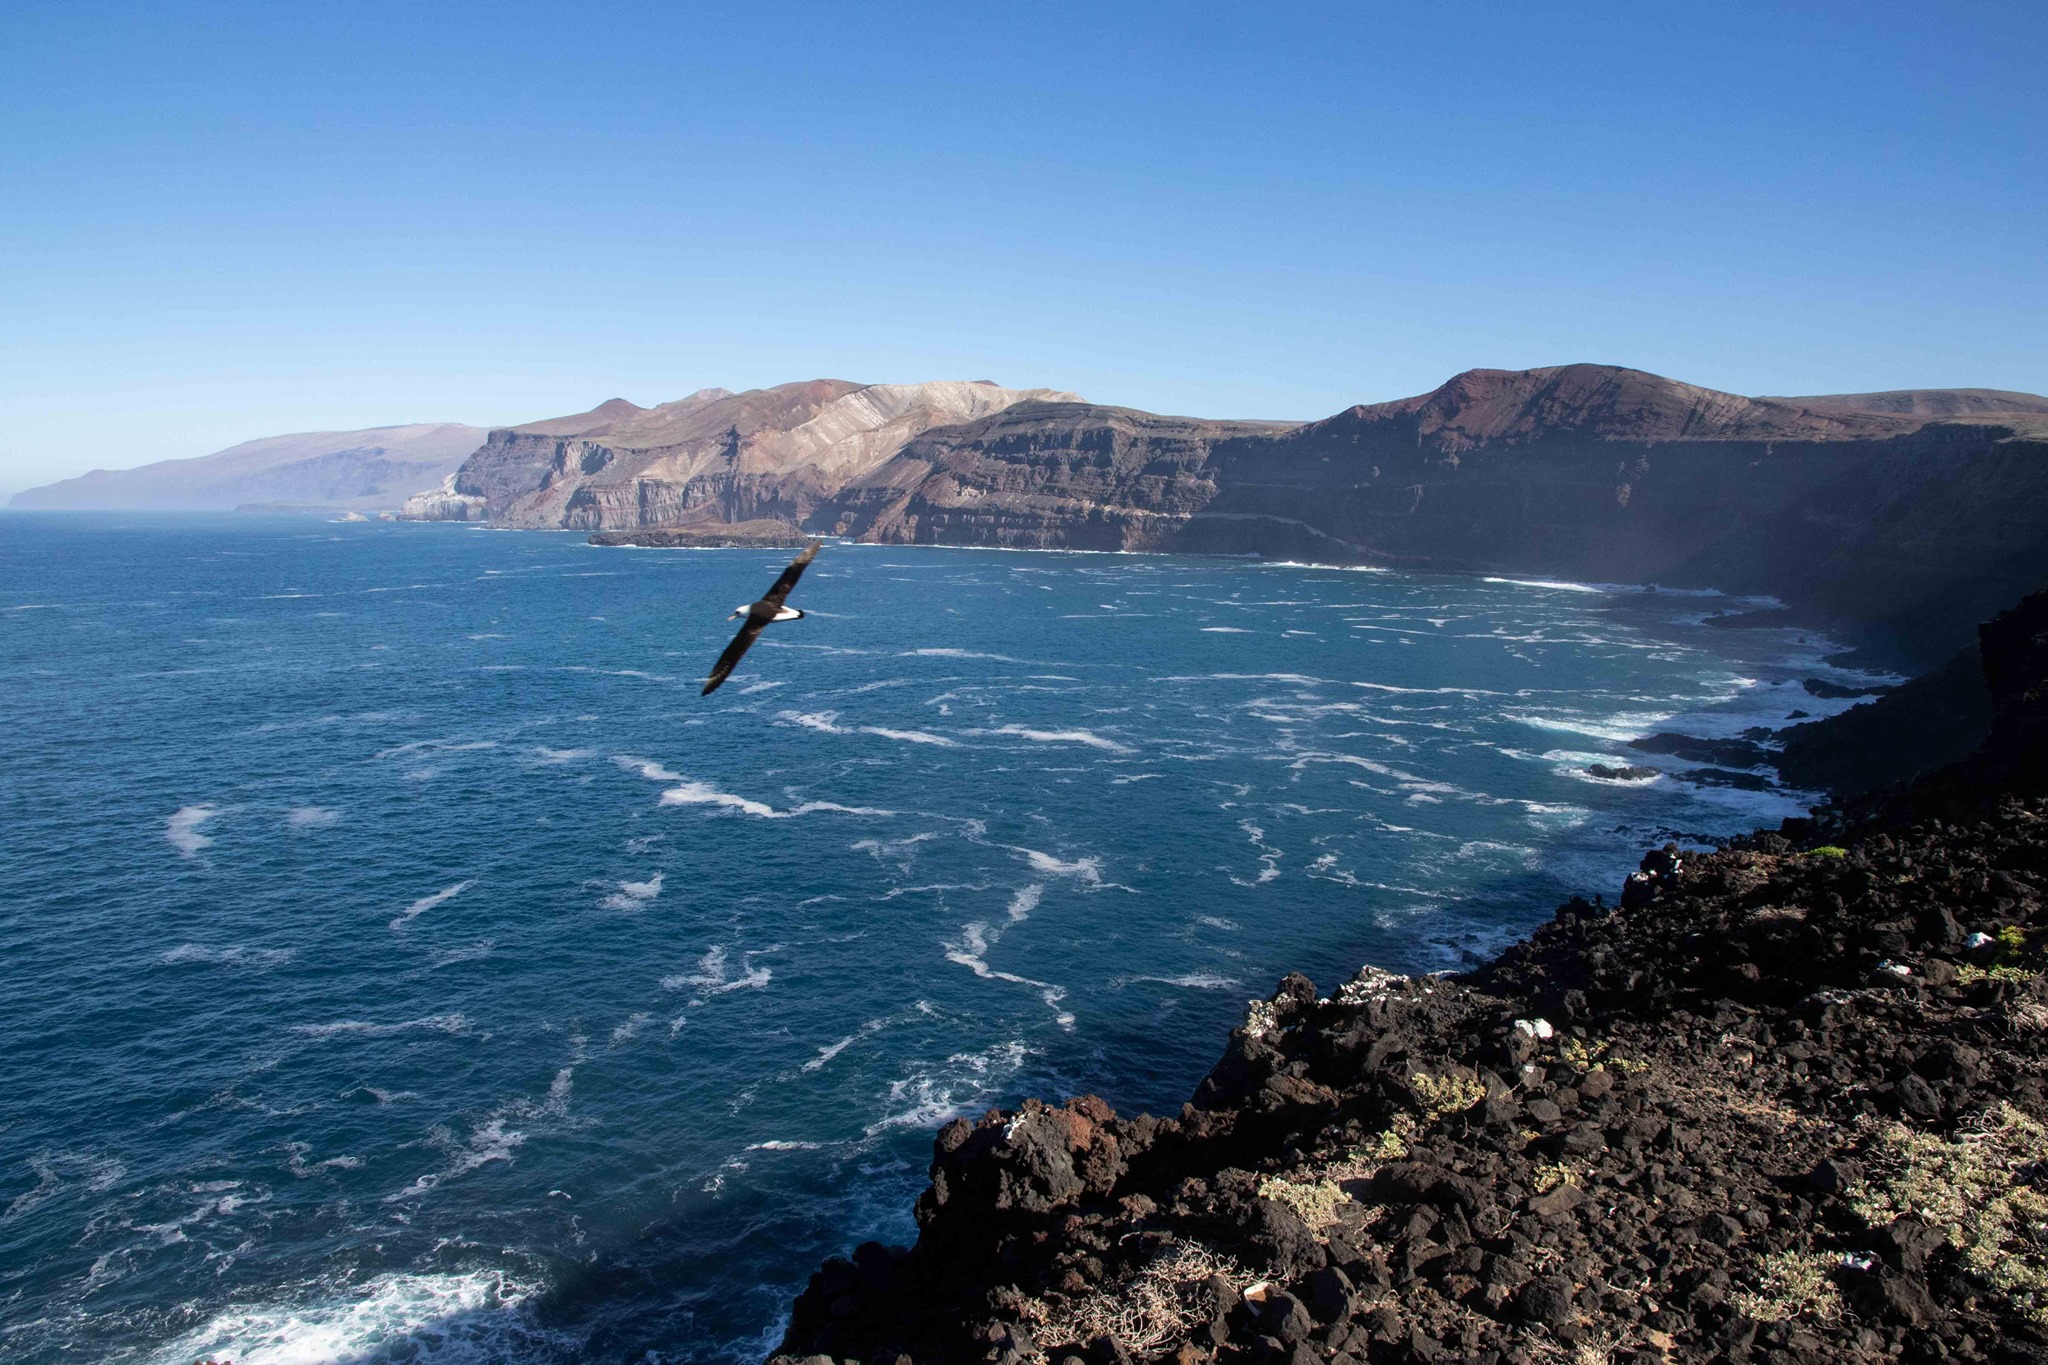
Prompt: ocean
<box><xmin>0</xmin><ymin>513</ymin><xmax>1881</xmax><ymax>1363</ymax></box>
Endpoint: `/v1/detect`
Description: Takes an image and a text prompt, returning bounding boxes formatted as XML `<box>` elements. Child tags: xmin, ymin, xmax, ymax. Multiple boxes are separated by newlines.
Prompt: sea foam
<box><xmin>140</xmin><ymin>1268</ymin><xmax>568</xmax><ymax>1365</ymax></box>
<box><xmin>166</xmin><ymin>805</ymin><xmax>218</xmax><ymax>856</ymax></box>
<box><xmin>391</xmin><ymin>880</ymin><xmax>473</xmax><ymax>930</ymax></box>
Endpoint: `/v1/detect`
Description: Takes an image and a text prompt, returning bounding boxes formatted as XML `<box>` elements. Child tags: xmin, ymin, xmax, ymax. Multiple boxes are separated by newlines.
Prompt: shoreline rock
<box><xmin>773</xmin><ymin>802</ymin><xmax>2048</xmax><ymax>1365</ymax></box>
<box><xmin>587</xmin><ymin>520</ymin><xmax>816</xmax><ymax>549</ymax></box>
<box><xmin>769</xmin><ymin>591</ymin><xmax>2048</xmax><ymax>1365</ymax></box>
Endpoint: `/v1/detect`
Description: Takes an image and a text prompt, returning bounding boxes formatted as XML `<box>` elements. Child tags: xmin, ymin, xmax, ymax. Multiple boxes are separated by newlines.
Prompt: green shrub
<box><xmin>1851</xmin><ymin>1103</ymin><xmax>2048</xmax><ymax>1323</ymax></box>
<box><xmin>1729</xmin><ymin>1250</ymin><xmax>1843</xmax><ymax>1323</ymax></box>
<box><xmin>1409</xmin><ymin>1071</ymin><xmax>1485</xmax><ymax>1121</ymax></box>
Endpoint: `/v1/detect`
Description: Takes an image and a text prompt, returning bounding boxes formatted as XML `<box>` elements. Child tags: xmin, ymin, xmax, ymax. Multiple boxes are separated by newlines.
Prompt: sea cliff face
<box><xmin>447</xmin><ymin>381</ymin><xmax>1076</xmax><ymax>531</ymax></box>
<box><xmin>423</xmin><ymin>365</ymin><xmax>2048</xmax><ymax>667</ymax></box>
<box><xmin>821</xmin><ymin>405</ymin><xmax>1293</xmax><ymax>552</ymax></box>
<box><xmin>830</xmin><ymin>367</ymin><xmax>2048</xmax><ymax>667</ymax></box>
<box><xmin>769</xmin><ymin>591</ymin><xmax>2048</xmax><ymax>1365</ymax></box>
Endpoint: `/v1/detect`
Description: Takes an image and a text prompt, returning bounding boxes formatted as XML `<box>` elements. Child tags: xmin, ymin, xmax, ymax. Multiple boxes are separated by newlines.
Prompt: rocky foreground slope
<box><xmin>770</xmin><ymin>594</ymin><xmax>2048</xmax><ymax>1365</ymax></box>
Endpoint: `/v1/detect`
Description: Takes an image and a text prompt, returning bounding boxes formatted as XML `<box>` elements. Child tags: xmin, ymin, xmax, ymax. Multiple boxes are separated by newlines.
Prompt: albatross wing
<box><xmin>702</xmin><ymin>618</ymin><xmax>769</xmax><ymax>696</ymax></box>
<box><xmin>761</xmin><ymin>540</ymin><xmax>822</xmax><ymax>609</ymax></box>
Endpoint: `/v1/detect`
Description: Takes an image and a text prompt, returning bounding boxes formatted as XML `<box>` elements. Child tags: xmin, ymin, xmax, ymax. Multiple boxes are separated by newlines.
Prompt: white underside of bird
<box><xmin>733</xmin><ymin>605</ymin><xmax>805</xmax><ymax>621</ymax></box>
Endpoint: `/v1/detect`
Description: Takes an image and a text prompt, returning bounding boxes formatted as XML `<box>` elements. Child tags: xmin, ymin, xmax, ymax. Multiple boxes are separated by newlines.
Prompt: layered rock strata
<box><xmin>448</xmin><ymin>382</ymin><xmax>1075</xmax><ymax>531</ymax></box>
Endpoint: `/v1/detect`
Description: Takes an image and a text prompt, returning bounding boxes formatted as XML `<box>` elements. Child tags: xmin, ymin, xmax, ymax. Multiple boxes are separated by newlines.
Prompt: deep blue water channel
<box><xmin>0</xmin><ymin>514</ymin><xmax>1874</xmax><ymax>1363</ymax></box>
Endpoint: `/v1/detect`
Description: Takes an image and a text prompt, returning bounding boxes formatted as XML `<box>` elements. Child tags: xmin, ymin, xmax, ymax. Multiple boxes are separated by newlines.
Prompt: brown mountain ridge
<box><xmin>408</xmin><ymin>364</ymin><xmax>2048</xmax><ymax>666</ymax></box>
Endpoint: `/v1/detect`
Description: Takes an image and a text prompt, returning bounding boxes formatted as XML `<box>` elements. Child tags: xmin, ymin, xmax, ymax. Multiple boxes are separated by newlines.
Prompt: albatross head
<box><xmin>729</xmin><ymin>605</ymin><xmax>750</xmax><ymax>620</ymax></box>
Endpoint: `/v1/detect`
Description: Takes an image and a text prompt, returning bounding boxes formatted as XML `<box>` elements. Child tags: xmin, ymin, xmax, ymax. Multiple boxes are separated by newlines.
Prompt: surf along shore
<box><xmin>769</xmin><ymin>590</ymin><xmax>2048</xmax><ymax>1365</ymax></box>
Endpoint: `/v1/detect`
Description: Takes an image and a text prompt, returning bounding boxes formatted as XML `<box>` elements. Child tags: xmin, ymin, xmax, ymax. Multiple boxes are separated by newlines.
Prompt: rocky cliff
<box><xmin>407</xmin><ymin>365</ymin><xmax>2047</xmax><ymax>666</ymax></box>
<box><xmin>441</xmin><ymin>381</ymin><xmax>1076</xmax><ymax>530</ymax></box>
<box><xmin>819</xmin><ymin>404</ymin><xmax>1295</xmax><ymax>553</ymax></box>
<box><xmin>11</xmin><ymin>422</ymin><xmax>489</xmax><ymax>511</ymax></box>
<box><xmin>768</xmin><ymin>591</ymin><xmax>2048</xmax><ymax>1365</ymax></box>
<box><xmin>827</xmin><ymin>366</ymin><xmax>2048</xmax><ymax>667</ymax></box>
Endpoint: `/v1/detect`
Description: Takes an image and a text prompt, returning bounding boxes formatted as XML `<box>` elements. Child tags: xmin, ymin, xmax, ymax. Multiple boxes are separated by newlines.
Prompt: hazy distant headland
<box><xmin>15</xmin><ymin>365</ymin><xmax>2048</xmax><ymax>669</ymax></box>
<box><xmin>11</xmin><ymin>422</ymin><xmax>487</xmax><ymax>514</ymax></box>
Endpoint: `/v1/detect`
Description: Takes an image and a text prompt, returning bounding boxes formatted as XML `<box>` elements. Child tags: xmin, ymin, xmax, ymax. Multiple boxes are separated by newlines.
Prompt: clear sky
<box><xmin>2</xmin><ymin>0</ymin><xmax>2042</xmax><ymax>491</ymax></box>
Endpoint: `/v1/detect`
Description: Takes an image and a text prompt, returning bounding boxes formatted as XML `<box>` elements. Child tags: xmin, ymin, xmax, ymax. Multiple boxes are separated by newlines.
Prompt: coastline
<box><xmin>768</xmin><ymin>593</ymin><xmax>2048</xmax><ymax>1365</ymax></box>
<box><xmin>772</xmin><ymin>795</ymin><xmax>2048</xmax><ymax>1365</ymax></box>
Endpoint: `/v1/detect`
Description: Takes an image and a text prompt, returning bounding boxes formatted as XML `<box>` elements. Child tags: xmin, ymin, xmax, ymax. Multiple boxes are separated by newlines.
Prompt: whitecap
<box><xmin>868</xmin><ymin>1039</ymin><xmax>1034</xmax><ymax>1133</ymax></box>
<box><xmin>373</xmin><ymin>739</ymin><xmax>497</xmax><ymax>759</ymax></box>
<box><xmin>1481</xmin><ymin>576</ymin><xmax>1607</xmax><ymax>594</ymax></box>
<box><xmin>661</xmin><ymin>944</ymin><xmax>776</xmax><ymax>995</ymax></box>
<box><xmin>142</xmin><ymin>1270</ymin><xmax>561</xmax><ymax>1365</ymax></box>
<box><xmin>1200</xmin><ymin>626</ymin><xmax>1251</xmax><ymax>633</ymax></box>
<box><xmin>1119</xmin><ymin>973</ymin><xmax>1242</xmax><ymax>989</ymax></box>
<box><xmin>166</xmin><ymin>805</ymin><xmax>218</xmax><ymax>857</ymax></box>
<box><xmin>1007</xmin><ymin>884</ymin><xmax>1043</xmax><ymax>921</ymax></box>
<box><xmin>161</xmin><ymin>944</ymin><xmax>296</xmax><ymax>969</ymax></box>
<box><xmin>659</xmin><ymin>781</ymin><xmax>893</xmax><ymax>820</ymax></box>
<box><xmin>391</xmin><ymin>880</ymin><xmax>472</xmax><ymax>930</ymax></box>
<box><xmin>294</xmin><ymin>1014</ymin><xmax>470</xmax><ymax>1038</ymax></box>
<box><xmin>388</xmin><ymin>1069</ymin><xmax>576</xmax><ymax>1202</ymax></box>
<box><xmin>1013</xmin><ymin>848</ymin><xmax>1103</xmax><ymax>883</ymax></box>
<box><xmin>852</xmin><ymin>831</ymin><xmax>940</xmax><ymax>863</ymax></box>
<box><xmin>800</xmin><ymin>1017</ymin><xmax>890</xmax><ymax>1073</ymax></box>
<box><xmin>976</xmin><ymin>724</ymin><xmax>1132</xmax><ymax>753</ymax></box>
<box><xmin>285</xmin><ymin>806</ymin><xmax>342</xmax><ymax>829</ymax></box>
<box><xmin>614</xmin><ymin>754</ymin><xmax>685</xmax><ymax>783</ymax></box>
<box><xmin>779</xmin><ymin>709</ymin><xmax>961</xmax><ymax>747</ymax></box>
<box><xmin>904</xmin><ymin>647</ymin><xmax>1027</xmax><ymax>662</ymax></box>
<box><xmin>600</xmin><ymin>873</ymin><xmax>663</xmax><ymax>911</ymax></box>
<box><xmin>864</xmin><ymin>726</ymin><xmax>958</xmax><ymax>746</ymax></box>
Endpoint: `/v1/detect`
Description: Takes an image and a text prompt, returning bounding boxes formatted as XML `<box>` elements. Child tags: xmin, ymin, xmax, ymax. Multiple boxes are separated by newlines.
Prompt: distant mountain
<box><xmin>1761</xmin><ymin>388</ymin><xmax>2048</xmax><ymax>419</ymax></box>
<box><xmin>425</xmin><ymin>380</ymin><xmax>1078</xmax><ymax>529</ymax></box>
<box><xmin>11</xmin><ymin>423</ymin><xmax>489</xmax><ymax>511</ymax></box>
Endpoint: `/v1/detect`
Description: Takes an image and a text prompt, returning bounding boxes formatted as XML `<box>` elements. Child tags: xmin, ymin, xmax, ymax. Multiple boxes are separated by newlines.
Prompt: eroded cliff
<box><xmin>448</xmin><ymin>381</ymin><xmax>1076</xmax><ymax>531</ymax></box>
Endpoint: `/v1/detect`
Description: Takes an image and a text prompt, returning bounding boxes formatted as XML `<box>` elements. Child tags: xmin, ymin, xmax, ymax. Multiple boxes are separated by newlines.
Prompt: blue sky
<box><xmin>2</xmin><ymin>0</ymin><xmax>2042</xmax><ymax>489</ymax></box>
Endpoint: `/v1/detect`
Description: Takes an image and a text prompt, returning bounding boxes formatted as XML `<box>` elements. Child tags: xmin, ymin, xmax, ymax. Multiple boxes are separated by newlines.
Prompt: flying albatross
<box><xmin>700</xmin><ymin>540</ymin><xmax>823</xmax><ymax>696</ymax></box>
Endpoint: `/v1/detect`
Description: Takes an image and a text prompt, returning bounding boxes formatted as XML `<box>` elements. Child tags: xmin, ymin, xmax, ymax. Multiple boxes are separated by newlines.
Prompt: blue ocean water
<box><xmin>0</xmin><ymin>514</ymin><xmax>1877</xmax><ymax>1363</ymax></box>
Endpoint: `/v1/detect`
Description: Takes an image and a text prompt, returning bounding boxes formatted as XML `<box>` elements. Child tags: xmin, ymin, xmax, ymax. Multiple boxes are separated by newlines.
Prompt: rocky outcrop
<box><xmin>11</xmin><ymin>422</ymin><xmax>489</xmax><ymax>512</ymax></box>
<box><xmin>587</xmin><ymin>520</ymin><xmax>814</xmax><ymax>549</ymax></box>
<box><xmin>449</xmin><ymin>381</ymin><xmax>1075</xmax><ymax>531</ymax></box>
<box><xmin>399</xmin><ymin>473</ymin><xmax>487</xmax><ymax>522</ymax></box>
<box><xmin>769</xmin><ymin>592</ymin><xmax>2048</xmax><ymax>1365</ymax></box>
<box><xmin>1776</xmin><ymin>648</ymin><xmax>1994</xmax><ymax>798</ymax></box>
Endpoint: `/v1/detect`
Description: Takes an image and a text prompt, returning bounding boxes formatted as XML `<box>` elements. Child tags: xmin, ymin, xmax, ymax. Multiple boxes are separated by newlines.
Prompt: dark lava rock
<box><xmin>1803</xmin><ymin>676</ymin><xmax>1896</xmax><ymax>700</ymax></box>
<box><xmin>1675</xmin><ymin>766</ymin><xmax>1777</xmax><ymax>791</ymax></box>
<box><xmin>1518</xmin><ymin>1275</ymin><xmax>1576</xmax><ymax>1325</ymax></box>
<box><xmin>1368</xmin><ymin>1162</ymin><xmax>1483</xmax><ymax>1214</ymax></box>
<box><xmin>1588</xmin><ymin>763</ymin><xmax>1663</xmax><ymax>781</ymax></box>
<box><xmin>1628</xmin><ymin>731</ymin><xmax>1772</xmax><ymax>767</ymax></box>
